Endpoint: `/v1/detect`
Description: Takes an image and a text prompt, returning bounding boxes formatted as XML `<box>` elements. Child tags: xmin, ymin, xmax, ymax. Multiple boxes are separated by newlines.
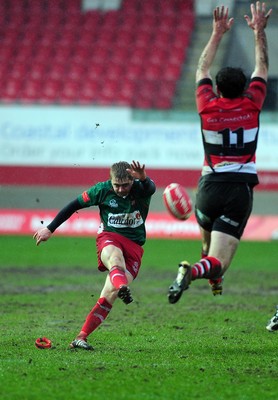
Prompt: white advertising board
<box><xmin>0</xmin><ymin>105</ymin><xmax>277</xmax><ymax>171</ymax></box>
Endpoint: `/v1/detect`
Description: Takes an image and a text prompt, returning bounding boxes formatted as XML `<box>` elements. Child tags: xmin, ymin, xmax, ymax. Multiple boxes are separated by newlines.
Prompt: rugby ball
<box><xmin>163</xmin><ymin>183</ymin><xmax>192</xmax><ymax>220</ymax></box>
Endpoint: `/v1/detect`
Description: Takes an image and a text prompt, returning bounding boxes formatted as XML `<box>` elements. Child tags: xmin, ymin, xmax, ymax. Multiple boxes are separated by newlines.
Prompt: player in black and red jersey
<box><xmin>168</xmin><ymin>2</ymin><xmax>272</xmax><ymax>303</ymax></box>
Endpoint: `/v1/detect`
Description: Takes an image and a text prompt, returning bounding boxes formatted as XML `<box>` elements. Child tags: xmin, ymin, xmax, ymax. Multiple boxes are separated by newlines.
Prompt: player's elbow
<box><xmin>251</xmin><ymin>67</ymin><xmax>268</xmax><ymax>81</ymax></box>
<box><xmin>196</xmin><ymin>69</ymin><xmax>211</xmax><ymax>83</ymax></box>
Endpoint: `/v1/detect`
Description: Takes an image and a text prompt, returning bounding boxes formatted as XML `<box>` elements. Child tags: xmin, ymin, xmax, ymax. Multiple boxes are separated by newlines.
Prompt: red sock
<box><xmin>191</xmin><ymin>256</ymin><xmax>222</xmax><ymax>280</ymax></box>
<box><xmin>77</xmin><ymin>297</ymin><xmax>112</xmax><ymax>339</ymax></box>
<box><xmin>109</xmin><ymin>266</ymin><xmax>128</xmax><ymax>289</ymax></box>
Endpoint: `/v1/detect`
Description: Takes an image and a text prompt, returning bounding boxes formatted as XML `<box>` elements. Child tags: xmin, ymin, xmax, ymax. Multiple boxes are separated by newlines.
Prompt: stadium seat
<box><xmin>117</xmin><ymin>80</ymin><xmax>137</xmax><ymax>105</ymax></box>
<box><xmin>143</xmin><ymin>64</ymin><xmax>163</xmax><ymax>80</ymax></box>
<box><xmin>125</xmin><ymin>63</ymin><xmax>143</xmax><ymax>81</ymax></box>
<box><xmin>67</xmin><ymin>63</ymin><xmax>87</xmax><ymax>81</ymax></box>
<box><xmin>0</xmin><ymin>79</ymin><xmax>22</xmax><ymax>103</ymax></box>
<box><xmin>59</xmin><ymin>81</ymin><xmax>80</xmax><ymax>105</ymax></box>
<box><xmin>0</xmin><ymin>0</ymin><xmax>195</xmax><ymax>108</ymax></box>
<box><xmin>154</xmin><ymin>97</ymin><xmax>172</xmax><ymax>110</ymax></box>
<box><xmin>28</xmin><ymin>62</ymin><xmax>48</xmax><ymax>81</ymax></box>
<box><xmin>164</xmin><ymin>64</ymin><xmax>182</xmax><ymax>80</ymax></box>
<box><xmin>38</xmin><ymin>80</ymin><xmax>61</xmax><ymax>104</ymax></box>
<box><xmin>78</xmin><ymin>79</ymin><xmax>100</xmax><ymax>104</ymax></box>
<box><xmin>19</xmin><ymin>80</ymin><xmax>41</xmax><ymax>104</ymax></box>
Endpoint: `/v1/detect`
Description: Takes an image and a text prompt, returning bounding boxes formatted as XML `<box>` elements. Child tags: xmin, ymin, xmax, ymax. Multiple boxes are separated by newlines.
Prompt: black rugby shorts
<box><xmin>195</xmin><ymin>179</ymin><xmax>253</xmax><ymax>239</ymax></box>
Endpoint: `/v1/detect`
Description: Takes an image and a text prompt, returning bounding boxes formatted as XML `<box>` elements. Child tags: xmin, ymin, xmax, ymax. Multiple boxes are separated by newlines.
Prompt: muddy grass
<box><xmin>1</xmin><ymin>264</ymin><xmax>275</xmax><ymax>299</ymax></box>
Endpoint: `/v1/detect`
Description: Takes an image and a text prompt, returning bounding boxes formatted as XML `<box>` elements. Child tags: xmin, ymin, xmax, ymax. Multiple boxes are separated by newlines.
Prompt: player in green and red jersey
<box><xmin>33</xmin><ymin>161</ymin><xmax>156</xmax><ymax>350</ymax></box>
<box><xmin>168</xmin><ymin>2</ymin><xmax>272</xmax><ymax>304</ymax></box>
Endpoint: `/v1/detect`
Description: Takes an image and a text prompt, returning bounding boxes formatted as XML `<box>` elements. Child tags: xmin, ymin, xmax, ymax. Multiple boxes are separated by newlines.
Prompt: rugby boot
<box><xmin>209</xmin><ymin>276</ymin><xmax>224</xmax><ymax>296</ymax></box>
<box><xmin>69</xmin><ymin>339</ymin><xmax>94</xmax><ymax>350</ymax></box>
<box><xmin>168</xmin><ymin>261</ymin><xmax>192</xmax><ymax>304</ymax></box>
<box><xmin>118</xmin><ymin>285</ymin><xmax>133</xmax><ymax>304</ymax></box>
<box><xmin>266</xmin><ymin>305</ymin><xmax>278</xmax><ymax>332</ymax></box>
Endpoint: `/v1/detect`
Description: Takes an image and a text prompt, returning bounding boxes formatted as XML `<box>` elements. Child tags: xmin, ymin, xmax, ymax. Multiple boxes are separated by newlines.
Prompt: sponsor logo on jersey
<box><xmin>207</xmin><ymin>112</ymin><xmax>253</xmax><ymax>124</ymax></box>
<box><xmin>107</xmin><ymin>210</ymin><xmax>143</xmax><ymax>228</ymax></box>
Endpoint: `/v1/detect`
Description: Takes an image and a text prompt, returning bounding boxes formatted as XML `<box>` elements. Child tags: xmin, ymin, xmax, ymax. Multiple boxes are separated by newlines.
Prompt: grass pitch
<box><xmin>1</xmin><ymin>236</ymin><xmax>278</xmax><ymax>400</ymax></box>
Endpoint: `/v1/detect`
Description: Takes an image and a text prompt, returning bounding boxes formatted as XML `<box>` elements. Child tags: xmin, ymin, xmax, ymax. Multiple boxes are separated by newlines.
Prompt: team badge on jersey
<box><xmin>82</xmin><ymin>191</ymin><xmax>90</xmax><ymax>203</ymax></box>
<box><xmin>109</xmin><ymin>199</ymin><xmax>118</xmax><ymax>208</ymax></box>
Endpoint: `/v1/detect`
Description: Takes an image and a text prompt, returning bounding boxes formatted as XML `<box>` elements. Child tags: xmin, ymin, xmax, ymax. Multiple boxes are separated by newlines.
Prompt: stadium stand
<box><xmin>0</xmin><ymin>0</ymin><xmax>195</xmax><ymax>109</ymax></box>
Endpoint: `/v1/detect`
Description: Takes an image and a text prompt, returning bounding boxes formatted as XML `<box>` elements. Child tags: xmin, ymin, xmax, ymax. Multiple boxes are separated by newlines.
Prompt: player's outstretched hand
<box><xmin>127</xmin><ymin>160</ymin><xmax>147</xmax><ymax>181</ymax></box>
<box><xmin>33</xmin><ymin>227</ymin><xmax>52</xmax><ymax>246</ymax></box>
<box><xmin>213</xmin><ymin>6</ymin><xmax>234</xmax><ymax>36</ymax></box>
<box><xmin>244</xmin><ymin>1</ymin><xmax>272</xmax><ymax>31</ymax></box>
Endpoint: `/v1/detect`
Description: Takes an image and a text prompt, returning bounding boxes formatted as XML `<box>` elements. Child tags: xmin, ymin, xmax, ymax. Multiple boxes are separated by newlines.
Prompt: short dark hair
<box><xmin>215</xmin><ymin>67</ymin><xmax>247</xmax><ymax>99</ymax></box>
<box><xmin>110</xmin><ymin>161</ymin><xmax>133</xmax><ymax>181</ymax></box>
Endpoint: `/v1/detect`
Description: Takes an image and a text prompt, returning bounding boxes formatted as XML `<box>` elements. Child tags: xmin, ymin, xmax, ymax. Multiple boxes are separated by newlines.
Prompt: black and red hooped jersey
<box><xmin>196</xmin><ymin>77</ymin><xmax>267</xmax><ymax>185</ymax></box>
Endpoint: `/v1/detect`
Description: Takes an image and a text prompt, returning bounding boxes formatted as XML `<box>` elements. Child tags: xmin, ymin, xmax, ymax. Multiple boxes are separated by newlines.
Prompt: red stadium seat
<box><xmin>133</xmin><ymin>96</ymin><xmax>154</xmax><ymax>110</ymax></box>
<box><xmin>86</xmin><ymin>64</ymin><xmax>105</xmax><ymax>81</ymax></box>
<box><xmin>133</xmin><ymin>80</ymin><xmax>158</xmax><ymax>109</ymax></box>
<box><xmin>125</xmin><ymin>63</ymin><xmax>144</xmax><ymax>81</ymax></box>
<box><xmin>143</xmin><ymin>64</ymin><xmax>163</xmax><ymax>80</ymax></box>
<box><xmin>28</xmin><ymin>62</ymin><xmax>48</xmax><ymax>81</ymax></box>
<box><xmin>46</xmin><ymin>63</ymin><xmax>67</xmax><ymax>81</ymax></box>
<box><xmin>154</xmin><ymin>96</ymin><xmax>172</xmax><ymax>110</ymax></box>
<box><xmin>0</xmin><ymin>0</ymin><xmax>194</xmax><ymax>108</ymax></box>
<box><xmin>59</xmin><ymin>81</ymin><xmax>80</xmax><ymax>104</ymax></box>
<box><xmin>9</xmin><ymin>63</ymin><xmax>29</xmax><ymax>80</ymax></box>
<box><xmin>67</xmin><ymin>63</ymin><xmax>87</xmax><ymax>82</ymax></box>
<box><xmin>164</xmin><ymin>64</ymin><xmax>182</xmax><ymax>80</ymax></box>
<box><xmin>0</xmin><ymin>63</ymin><xmax>8</xmax><ymax>81</ymax></box>
<box><xmin>38</xmin><ymin>80</ymin><xmax>61</xmax><ymax>104</ymax></box>
<box><xmin>78</xmin><ymin>80</ymin><xmax>100</xmax><ymax>105</ymax></box>
<box><xmin>19</xmin><ymin>80</ymin><xmax>41</xmax><ymax>104</ymax></box>
<box><xmin>98</xmin><ymin>78</ymin><xmax>120</xmax><ymax>105</ymax></box>
<box><xmin>117</xmin><ymin>80</ymin><xmax>137</xmax><ymax>105</ymax></box>
<box><xmin>104</xmin><ymin>63</ymin><xmax>123</xmax><ymax>81</ymax></box>
<box><xmin>129</xmin><ymin>47</ymin><xmax>148</xmax><ymax>64</ymax></box>
<box><xmin>0</xmin><ymin>79</ymin><xmax>22</xmax><ymax>103</ymax></box>
<box><xmin>109</xmin><ymin>45</ymin><xmax>130</xmax><ymax>66</ymax></box>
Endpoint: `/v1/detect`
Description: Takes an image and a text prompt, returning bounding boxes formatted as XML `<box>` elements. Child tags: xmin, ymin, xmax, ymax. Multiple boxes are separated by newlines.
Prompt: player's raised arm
<box><xmin>126</xmin><ymin>160</ymin><xmax>146</xmax><ymax>181</ymax></box>
<box><xmin>244</xmin><ymin>1</ymin><xmax>272</xmax><ymax>81</ymax></box>
<box><xmin>196</xmin><ymin>6</ymin><xmax>234</xmax><ymax>83</ymax></box>
<box><xmin>127</xmin><ymin>160</ymin><xmax>156</xmax><ymax>195</ymax></box>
